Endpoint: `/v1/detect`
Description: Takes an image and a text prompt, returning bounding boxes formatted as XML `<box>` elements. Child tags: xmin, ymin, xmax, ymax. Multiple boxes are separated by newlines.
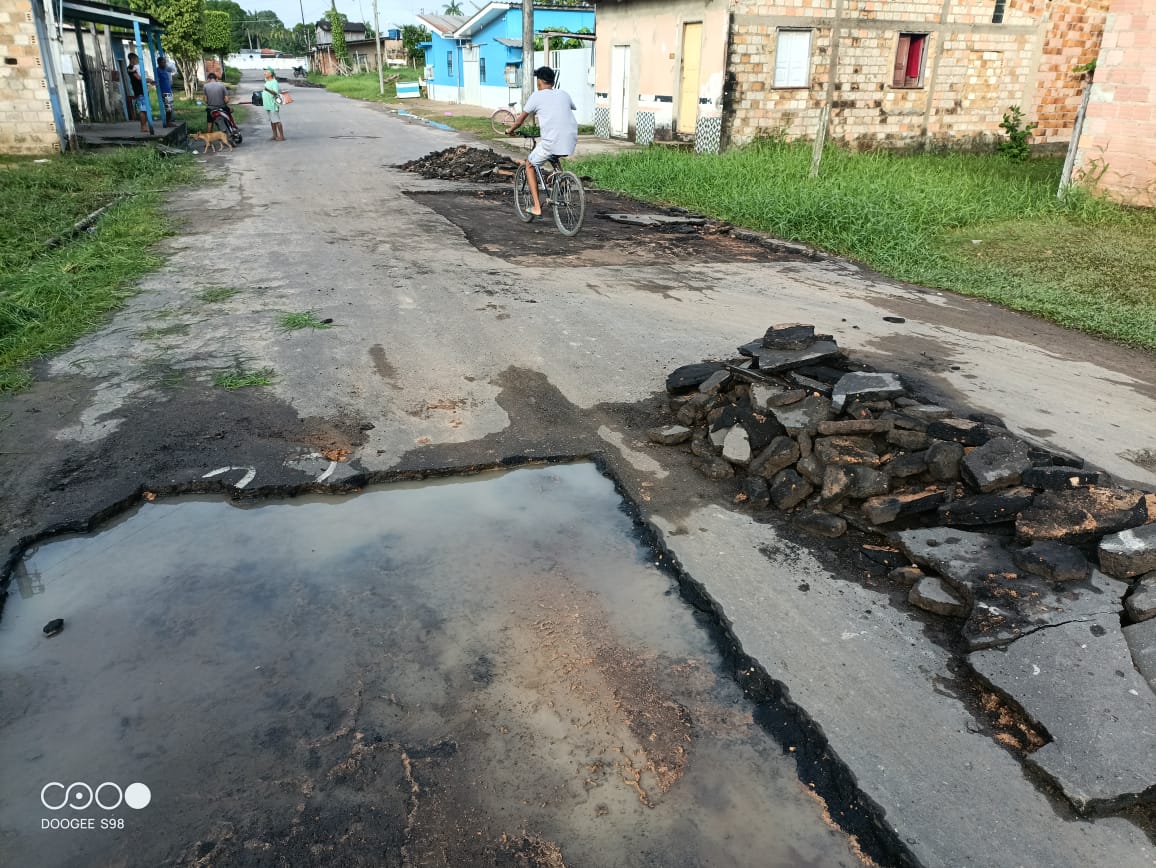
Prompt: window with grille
<box><xmin>992</xmin><ymin>0</ymin><xmax>1007</xmax><ymax>24</ymax></box>
<box><xmin>893</xmin><ymin>34</ymin><xmax>928</xmax><ymax>88</ymax></box>
<box><xmin>480</xmin><ymin>57</ymin><xmax>487</xmax><ymax>82</ymax></box>
<box><xmin>447</xmin><ymin>51</ymin><xmax>453</xmax><ymax>76</ymax></box>
<box><xmin>773</xmin><ymin>29</ymin><xmax>812</xmax><ymax>88</ymax></box>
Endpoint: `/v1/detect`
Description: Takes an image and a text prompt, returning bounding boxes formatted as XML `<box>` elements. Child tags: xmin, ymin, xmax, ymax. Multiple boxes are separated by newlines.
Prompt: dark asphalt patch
<box><xmin>406</xmin><ymin>188</ymin><xmax>810</xmax><ymax>267</ymax></box>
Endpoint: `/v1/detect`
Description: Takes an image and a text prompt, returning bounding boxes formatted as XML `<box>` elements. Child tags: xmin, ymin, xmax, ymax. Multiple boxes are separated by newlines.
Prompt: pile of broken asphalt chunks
<box><xmin>652</xmin><ymin>323</ymin><xmax>1156</xmax><ymax>811</ymax></box>
<box><xmin>652</xmin><ymin>323</ymin><xmax>1156</xmax><ymax>649</ymax></box>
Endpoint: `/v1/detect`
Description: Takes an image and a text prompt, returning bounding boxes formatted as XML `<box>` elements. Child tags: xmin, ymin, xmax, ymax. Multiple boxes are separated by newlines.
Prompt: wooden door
<box><xmin>678</xmin><ymin>22</ymin><xmax>703</xmax><ymax>135</ymax></box>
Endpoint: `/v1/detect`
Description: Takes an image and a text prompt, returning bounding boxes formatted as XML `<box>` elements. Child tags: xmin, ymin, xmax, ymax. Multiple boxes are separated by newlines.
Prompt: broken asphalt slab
<box><xmin>895</xmin><ymin>528</ymin><xmax>1129</xmax><ymax>650</ymax></box>
<box><xmin>971</xmin><ymin>613</ymin><xmax>1156</xmax><ymax>813</ymax></box>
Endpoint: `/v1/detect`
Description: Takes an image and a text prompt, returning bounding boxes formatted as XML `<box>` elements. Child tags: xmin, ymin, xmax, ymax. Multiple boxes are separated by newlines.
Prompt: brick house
<box><xmin>2</xmin><ymin>0</ymin><xmax>167</xmax><ymax>154</ymax></box>
<box><xmin>1</xmin><ymin>0</ymin><xmax>63</xmax><ymax>153</ymax></box>
<box><xmin>593</xmin><ymin>0</ymin><xmax>1108</xmax><ymax>154</ymax></box>
<box><xmin>1072</xmin><ymin>0</ymin><xmax>1156</xmax><ymax>206</ymax></box>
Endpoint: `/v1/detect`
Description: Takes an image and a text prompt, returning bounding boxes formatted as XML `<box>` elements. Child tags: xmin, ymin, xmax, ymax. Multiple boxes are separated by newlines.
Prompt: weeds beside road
<box><xmin>575</xmin><ymin>141</ymin><xmax>1156</xmax><ymax>351</ymax></box>
<box><xmin>309</xmin><ymin>68</ymin><xmax>420</xmax><ymax>103</ymax></box>
<box><xmin>0</xmin><ymin>149</ymin><xmax>198</xmax><ymax>392</ymax></box>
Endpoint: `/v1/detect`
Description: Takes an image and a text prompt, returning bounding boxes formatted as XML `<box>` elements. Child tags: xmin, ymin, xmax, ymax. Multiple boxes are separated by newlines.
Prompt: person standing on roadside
<box><xmin>262</xmin><ymin>67</ymin><xmax>284</xmax><ymax>141</ymax></box>
<box><xmin>126</xmin><ymin>52</ymin><xmax>151</xmax><ymax>134</ymax></box>
<box><xmin>155</xmin><ymin>55</ymin><xmax>174</xmax><ymax>127</ymax></box>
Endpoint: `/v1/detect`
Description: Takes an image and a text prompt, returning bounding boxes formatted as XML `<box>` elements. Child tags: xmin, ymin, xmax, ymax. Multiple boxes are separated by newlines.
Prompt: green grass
<box><xmin>310</xmin><ymin>68</ymin><xmax>421</xmax><ymax>102</ymax></box>
<box><xmin>213</xmin><ymin>365</ymin><xmax>275</xmax><ymax>388</ymax></box>
<box><xmin>278</xmin><ymin>311</ymin><xmax>332</xmax><ymax>331</ymax></box>
<box><xmin>139</xmin><ymin>323</ymin><xmax>190</xmax><ymax>339</ymax></box>
<box><xmin>200</xmin><ymin>286</ymin><xmax>240</xmax><ymax>303</ymax></box>
<box><xmin>0</xmin><ymin>148</ymin><xmax>200</xmax><ymax>392</ymax></box>
<box><xmin>573</xmin><ymin>140</ymin><xmax>1156</xmax><ymax>350</ymax></box>
<box><xmin>159</xmin><ymin>93</ymin><xmax>248</xmax><ymax>133</ymax></box>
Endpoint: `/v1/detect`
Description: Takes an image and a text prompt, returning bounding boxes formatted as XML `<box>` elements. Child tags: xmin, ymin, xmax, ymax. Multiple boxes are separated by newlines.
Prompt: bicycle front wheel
<box><xmin>513</xmin><ymin>165</ymin><xmax>536</xmax><ymax>223</ymax></box>
<box><xmin>490</xmin><ymin>107</ymin><xmax>516</xmax><ymax>135</ymax></box>
<box><xmin>551</xmin><ymin>172</ymin><xmax>586</xmax><ymax>236</ymax></box>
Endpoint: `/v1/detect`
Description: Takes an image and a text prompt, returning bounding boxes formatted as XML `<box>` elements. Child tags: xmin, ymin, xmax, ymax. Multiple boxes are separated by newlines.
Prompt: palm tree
<box><xmin>444</xmin><ymin>1</ymin><xmax>463</xmax><ymax>15</ymax></box>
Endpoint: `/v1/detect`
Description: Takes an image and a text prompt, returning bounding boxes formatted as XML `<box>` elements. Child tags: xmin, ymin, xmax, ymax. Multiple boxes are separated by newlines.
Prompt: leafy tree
<box><xmin>130</xmin><ymin>0</ymin><xmax>204</xmax><ymax>97</ymax></box>
<box><xmin>444</xmin><ymin>1</ymin><xmax>463</xmax><ymax>15</ymax></box>
<box><xmin>290</xmin><ymin>22</ymin><xmax>313</xmax><ymax>53</ymax></box>
<box><xmin>327</xmin><ymin>3</ymin><xmax>349</xmax><ymax>69</ymax></box>
<box><xmin>401</xmin><ymin>24</ymin><xmax>430</xmax><ymax>67</ymax></box>
<box><xmin>204</xmin><ymin>0</ymin><xmax>244</xmax><ymax>53</ymax></box>
<box><xmin>533</xmin><ymin>26</ymin><xmax>589</xmax><ymax>51</ymax></box>
<box><xmin>244</xmin><ymin>9</ymin><xmax>285</xmax><ymax>50</ymax></box>
<box><xmin>202</xmin><ymin>9</ymin><xmax>231</xmax><ymax>59</ymax></box>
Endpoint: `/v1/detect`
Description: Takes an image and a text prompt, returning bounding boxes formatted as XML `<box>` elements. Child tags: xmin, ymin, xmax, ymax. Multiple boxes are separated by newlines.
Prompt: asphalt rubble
<box><xmin>398</xmin><ymin>145</ymin><xmax>519</xmax><ymax>182</ymax></box>
<box><xmin>651</xmin><ymin>323</ymin><xmax>1156</xmax><ymax>815</ymax></box>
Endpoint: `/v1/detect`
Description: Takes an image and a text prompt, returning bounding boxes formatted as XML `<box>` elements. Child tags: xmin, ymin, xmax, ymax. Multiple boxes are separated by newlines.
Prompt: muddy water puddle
<box><xmin>0</xmin><ymin>464</ymin><xmax>863</xmax><ymax>867</ymax></box>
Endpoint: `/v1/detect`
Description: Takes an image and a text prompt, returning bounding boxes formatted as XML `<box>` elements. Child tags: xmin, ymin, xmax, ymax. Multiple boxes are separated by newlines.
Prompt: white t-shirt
<box><xmin>524</xmin><ymin>87</ymin><xmax>578</xmax><ymax>156</ymax></box>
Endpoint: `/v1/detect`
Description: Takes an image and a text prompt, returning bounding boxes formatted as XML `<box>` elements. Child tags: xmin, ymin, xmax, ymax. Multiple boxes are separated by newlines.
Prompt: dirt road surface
<box><xmin>2</xmin><ymin>79</ymin><xmax>1155</xmax><ymax>867</ymax></box>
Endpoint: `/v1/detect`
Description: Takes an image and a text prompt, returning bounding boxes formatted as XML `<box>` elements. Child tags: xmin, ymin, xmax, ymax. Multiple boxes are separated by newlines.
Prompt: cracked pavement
<box><xmin>2</xmin><ymin>81</ymin><xmax>1156</xmax><ymax>866</ymax></box>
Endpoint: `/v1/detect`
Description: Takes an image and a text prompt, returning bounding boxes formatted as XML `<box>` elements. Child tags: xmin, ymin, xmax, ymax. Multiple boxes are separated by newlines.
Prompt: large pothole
<box><xmin>0</xmin><ymin>463</ymin><xmax>869</xmax><ymax>867</ymax></box>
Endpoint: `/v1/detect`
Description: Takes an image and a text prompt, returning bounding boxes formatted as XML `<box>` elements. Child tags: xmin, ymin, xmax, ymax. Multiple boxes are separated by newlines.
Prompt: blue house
<box><xmin>418</xmin><ymin>3</ymin><xmax>595</xmax><ymax>119</ymax></box>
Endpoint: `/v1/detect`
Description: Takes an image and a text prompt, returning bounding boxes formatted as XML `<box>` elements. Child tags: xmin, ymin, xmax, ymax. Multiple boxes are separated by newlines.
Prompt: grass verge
<box><xmin>310</xmin><ymin>68</ymin><xmax>420</xmax><ymax>102</ymax></box>
<box><xmin>201</xmin><ymin>286</ymin><xmax>240</xmax><ymax>303</ymax></box>
<box><xmin>0</xmin><ymin>148</ymin><xmax>200</xmax><ymax>392</ymax></box>
<box><xmin>214</xmin><ymin>365</ymin><xmax>275</xmax><ymax>388</ymax></box>
<box><xmin>278</xmin><ymin>311</ymin><xmax>332</xmax><ymax>331</ymax></box>
<box><xmin>573</xmin><ymin>141</ymin><xmax>1156</xmax><ymax>350</ymax></box>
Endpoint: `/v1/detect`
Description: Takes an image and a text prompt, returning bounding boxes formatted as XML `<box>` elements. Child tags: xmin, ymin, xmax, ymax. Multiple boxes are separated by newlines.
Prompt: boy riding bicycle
<box><xmin>506</xmin><ymin>66</ymin><xmax>578</xmax><ymax>217</ymax></box>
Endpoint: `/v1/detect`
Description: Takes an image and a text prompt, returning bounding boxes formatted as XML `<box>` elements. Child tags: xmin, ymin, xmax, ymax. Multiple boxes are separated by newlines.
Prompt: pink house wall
<box><xmin>1075</xmin><ymin>0</ymin><xmax>1156</xmax><ymax>206</ymax></box>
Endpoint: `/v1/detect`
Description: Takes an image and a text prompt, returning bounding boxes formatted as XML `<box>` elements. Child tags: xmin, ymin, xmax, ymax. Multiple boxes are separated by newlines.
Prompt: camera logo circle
<box><xmin>41</xmin><ymin>782</ymin><xmax>151</xmax><ymax>811</ymax></box>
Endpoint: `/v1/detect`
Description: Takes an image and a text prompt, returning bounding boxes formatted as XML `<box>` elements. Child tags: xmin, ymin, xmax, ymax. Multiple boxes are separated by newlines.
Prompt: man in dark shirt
<box><xmin>126</xmin><ymin>52</ymin><xmax>150</xmax><ymax>134</ymax></box>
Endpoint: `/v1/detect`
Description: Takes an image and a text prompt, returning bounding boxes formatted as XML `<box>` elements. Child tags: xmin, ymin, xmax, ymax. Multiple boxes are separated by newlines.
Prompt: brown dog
<box><xmin>191</xmin><ymin>130</ymin><xmax>233</xmax><ymax>154</ymax></box>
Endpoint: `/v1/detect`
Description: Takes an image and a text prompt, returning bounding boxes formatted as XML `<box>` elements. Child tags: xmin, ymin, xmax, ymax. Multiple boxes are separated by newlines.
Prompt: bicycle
<box><xmin>511</xmin><ymin>132</ymin><xmax>586</xmax><ymax>237</ymax></box>
<box><xmin>490</xmin><ymin>103</ymin><xmax>518</xmax><ymax>135</ymax></box>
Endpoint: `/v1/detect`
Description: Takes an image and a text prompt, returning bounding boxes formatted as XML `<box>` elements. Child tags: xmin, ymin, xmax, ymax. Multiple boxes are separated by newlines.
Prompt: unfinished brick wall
<box><xmin>0</xmin><ymin>0</ymin><xmax>59</xmax><ymax>153</ymax></box>
<box><xmin>1034</xmin><ymin>0</ymin><xmax>1109</xmax><ymax>143</ymax></box>
<box><xmin>1075</xmin><ymin>0</ymin><xmax>1156</xmax><ymax>207</ymax></box>
<box><xmin>726</xmin><ymin>0</ymin><xmax>1104</xmax><ymax>150</ymax></box>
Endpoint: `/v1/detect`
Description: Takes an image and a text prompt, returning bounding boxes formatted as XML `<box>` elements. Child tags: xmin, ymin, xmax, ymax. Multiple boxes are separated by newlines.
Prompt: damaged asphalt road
<box><xmin>3</xmin><ymin>85</ymin><xmax>1156</xmax><ymax>867</ymax></box>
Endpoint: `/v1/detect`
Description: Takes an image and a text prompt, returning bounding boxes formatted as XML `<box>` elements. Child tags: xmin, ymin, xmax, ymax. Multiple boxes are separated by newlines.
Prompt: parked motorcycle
<box><xmin>293</xmin><ymin>65</ymin><xmax>307</xmax><ymax>79</ymax></box>
<box><xmin>206</xmin><ymin>104</ymin><xmax>243</xmax><ymax>146</ymax></box>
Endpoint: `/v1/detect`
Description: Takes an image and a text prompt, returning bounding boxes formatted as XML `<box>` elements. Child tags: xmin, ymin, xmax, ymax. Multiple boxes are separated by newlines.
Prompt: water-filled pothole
<box><xmin>0</xmin><ymin>463</ymin><xmax>864</xmax><ymax>866</ymax></box>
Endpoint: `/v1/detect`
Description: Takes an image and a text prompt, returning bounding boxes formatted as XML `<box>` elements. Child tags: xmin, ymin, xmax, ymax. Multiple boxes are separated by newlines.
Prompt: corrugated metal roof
<box><xmin>417</xmin><ymin>13</ymin><xmax>467</xmax><ymax>36</ymax></box>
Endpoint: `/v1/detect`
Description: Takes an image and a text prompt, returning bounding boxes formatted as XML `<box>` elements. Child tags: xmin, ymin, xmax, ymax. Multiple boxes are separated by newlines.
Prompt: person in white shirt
<box><xmin>507</xmin><ymin>66</ymin><xmax>578</xmax><ymax>217</ymax></box>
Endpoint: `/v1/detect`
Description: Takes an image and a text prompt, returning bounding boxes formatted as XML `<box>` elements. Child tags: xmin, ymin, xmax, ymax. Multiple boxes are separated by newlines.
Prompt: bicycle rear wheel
<box><xmin>551</xmin><ymin>171</ymin><xmax>585</xmax><ymax>236</ymax></box>
<box><xmin>513</xmin><ymin>165</ymin><xmax>536</xmax><ymax>222</ymax></box>
<box><xmin>490</xmin><ymin>107</ymin><xmax>516</xmax><ymax>135</ymax></box>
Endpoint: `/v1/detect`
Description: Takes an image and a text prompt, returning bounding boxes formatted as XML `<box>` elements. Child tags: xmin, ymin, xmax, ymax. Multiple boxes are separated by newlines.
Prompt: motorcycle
<box><xmin>206</xmin><ymin>104</ymin><xmax>243</xmax><ymax>146</ymax></box>
<box><xmin>293</xmin><ymin>65</ymin><xmax>307</xmax><ymax>79</ymax></box>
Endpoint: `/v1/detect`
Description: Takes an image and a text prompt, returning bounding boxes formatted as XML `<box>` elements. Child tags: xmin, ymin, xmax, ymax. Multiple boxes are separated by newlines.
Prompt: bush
<box><xmin>222</xmin><ymin>65</ymin><xmax>241</xmax><ymax>85</ymax></box>
<box><xmin>998</xmin><ymin>105</ymin><xmax>1037</xmax><ymax>162</ymax></box>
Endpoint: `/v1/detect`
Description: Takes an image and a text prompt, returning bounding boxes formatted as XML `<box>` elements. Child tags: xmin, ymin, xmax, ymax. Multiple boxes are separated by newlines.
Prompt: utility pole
<box><xmin>521</xmin><ymin>0</ymin><xmax>533</xmax><ymax>107</ymax></box>
<box><xmin>374</xmin><ymin>0</ymin><xmax>383</xmax><ymax>94</ymax></box>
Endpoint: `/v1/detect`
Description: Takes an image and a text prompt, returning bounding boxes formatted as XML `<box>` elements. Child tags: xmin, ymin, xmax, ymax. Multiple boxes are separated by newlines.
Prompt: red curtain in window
<box><xmin>906</xmin><ymin>36</ymin><xmax>924</xmax><ymax>81</ymax></box>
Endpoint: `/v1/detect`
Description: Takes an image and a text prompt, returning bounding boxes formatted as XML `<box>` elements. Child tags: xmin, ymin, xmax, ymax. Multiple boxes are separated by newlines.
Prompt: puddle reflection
<box><xmin>0</xmin><ymin>463</ymin><xmax>861</xmax><ymax>867</ymax></box>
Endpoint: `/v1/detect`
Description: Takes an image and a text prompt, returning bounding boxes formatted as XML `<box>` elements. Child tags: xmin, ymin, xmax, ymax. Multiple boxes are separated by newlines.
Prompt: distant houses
<box><xmin>592</xmin><ymin>0</ymin><xmax>1110</xmax><ymax>158</ymax></box>
<box><xmin>311</xmin><ymin>20</ymin><xmax>406</xmax><ymax>75</ymax></box>
<box><xmin>418</xmin><ymin>2</ymin><xmax>595</xmax><ymax>121</ymax></box>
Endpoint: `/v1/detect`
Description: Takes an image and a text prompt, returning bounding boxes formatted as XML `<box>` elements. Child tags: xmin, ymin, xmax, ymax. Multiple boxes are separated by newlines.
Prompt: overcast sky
<box><xmin>259</xmin><ymin>0</ymin><xmax>463</xmax><ymax>31</ymax></box>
